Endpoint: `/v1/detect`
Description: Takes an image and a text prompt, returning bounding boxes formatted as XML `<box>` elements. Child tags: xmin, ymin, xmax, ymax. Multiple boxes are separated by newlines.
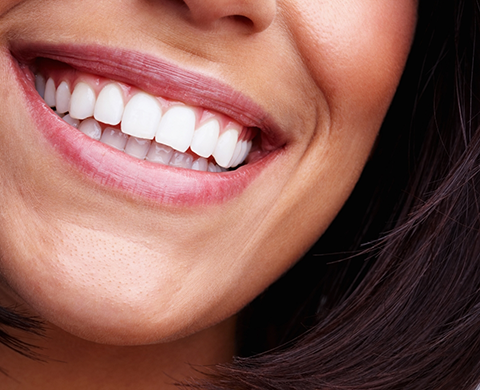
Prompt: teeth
<box><xmin>231</xmin><ymin>140</ymin><xmax>251</xmax><ymax>168</ymax></box>
<box><xmin>207</xmin><ymin>162</ymin><xmax>217</xmax><ymax>172</ymax></box>
<box><xmin>208</xmin><ymin>162</ymin><xmax>225</xmax><ymax>173</ymax></box>
<box><xmin>243</xmin><ymin>141</ymin><xmax>252</xmax><ymax>162</ymax></box>
<box><xmin>191</xmin><ymin>157</ymin><xmax>208</xmax><ymax>172</ymax></box>
<box><xmin>44</xmin><ymin>78</ymin><xmax>56</xmax><ymax>107</ymax></box>
<box><xmin>190</xmin><ymin>119</ymin><xmax>220</xmax><ymax>158</ymax></box>
<box><xmin>121</xmin><ymin>92</ymin><xmax>162</xmax><ymax>139</ymax></box>
<box><xmin>124</xmin><ymin>137</ymin><xmax>151</xmax><ymax>160</ymax></box>
<box><xmin>63</xmin><ymin>114</ymin><xmax>80</xmax><ymax>128</ymax></box>
<box><xmin>55</xmin><ymin>81</ymin><xmax>71</xmax><ymax>114</ymax></box>
<box><xmin>235</xmin><ymin>141</ymin><xmax>249</xmax><ymax>167</ymax></box>
<box><xmin>35</xmin><ymin>74</ymin><xmax>46</xmax><ymax>99</ymax></box>
<box><xmin>155</xmin><ymin>106</ymin><xmax>196</xmax><ymax>153</ymax></box>
<box><xmin>38</xmin><ymin>74</ymin><xmax>255</xmax><ymax>171</ymax></box>
<box><xmin>94</xmin><ymin>83</ymin><xmax>125</xmax><ymax>125</ymax></box>
<box><xmin>100</xmin><ymin>127</ymin><xmax>129</xmax><ymax>151</ymax></box>
<box><xmin>213</xmin><ymin>129</ymin><xmax>239</xmax><ymax>168</ymax></box>
<box><xmin>169</xmin><ymin>151</ymin><xmax>194</xmax><ymax>169</ymax></box>
<box><xmin>146</xmin><ymin>143</ymin><xmax>174</xmax><ymax>165</ymax></box>
<box><xmin>227</xmin><ymin>139</ymin><xmax>244</xmax><ymax>168</ymax></box>
<box><xmin>78</xmin><ymin>118</ymin><xmax>102</xmax><ymax>141</ymax></box>
<box><xmin>70</xmin><ymin>82</ymin><xmax>96</xmax><ymax>120</ymax></box>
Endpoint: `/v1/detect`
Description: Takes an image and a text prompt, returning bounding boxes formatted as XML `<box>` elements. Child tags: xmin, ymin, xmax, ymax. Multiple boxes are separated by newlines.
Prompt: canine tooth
<box><xmin>100</xmin><ymin>127</ymin><xmax>128</xmax><ymax>151</ymax></box>
<box><xmin>94</xmin><ymin>83</ymin><xmax>125</xmax><ymax>126</ymax></box>
<box><xmin>44</xmin><ymin>78</ymin><xmax>56</xmax><ymax>107</ymax></box>
<box><xmin>63</xmin><ymin>114</ymin><xmax>80</xmax><ymax>128</ymax></box>
<box><xmin>125</xmin><ymin>137</ymin><xmax>151</xmax><ymax>160</ymax></box>
<box><xmin>242</xmin><ymin>140</ymin><xmax>252</xmax><ymax>162</ymax></box>
<box><xmin>190</xmin><ymin>119</ymin><xmax>220</xmax><ymax>158</ymax></box>
<box><xmin>121</xmin><ymin>92</ymin><xmax>162</xmax><ymax>139</ymax></box>
<box><xmin>146</xmin><ymin>143</ymin><xmax>174</xmax><ymax>165</ymax></box>
<box><xmin>213</xmin><ymin>129</ymin><xmax>238</xmax><ymax>168</ymax></box>
<box><xmin>169</xmin><ymin>151</ymin><xmax>193</xmax><ymax>169</ymax></box>
<box><xmin>235</xmin><ymin>140</ymin><xmax>250</xmax><ymax>167</ymax></box>
<box><xmin>227</xmin><ymin>140</ymin><xmax>243</xmax><ymax>168</ymax></box>
<box><xmin>70</xmin><ymin>82</ymin><xmax>96</xmax><ymax>120</ymax></box>
<box><xmin>35</xmin><ymin>74</ymin><xmax>46</xmax><ymax>99</ymax></box>
<box><xmin>155</xmin><ymin>106</ymin><xmax>196</xmax><ymax>153</ymax></box>
<box><xmin>232</xmin><ymin>140</ymin><xmax>247</xmax><ymax>167</ymax></box>
<box><xmin>55</xmin><ymin>81</ymin><xmax>71</xmax><ymax>114</ymax></box>
<box><xmin>191</xmin><ymin>157</ymin><xmax>208</xmax><ymax>171</ymax></box>
<box><xmin>78</xmin><ymin>118</ymin><xmax>102</xmax><ymax>140</ymax></box>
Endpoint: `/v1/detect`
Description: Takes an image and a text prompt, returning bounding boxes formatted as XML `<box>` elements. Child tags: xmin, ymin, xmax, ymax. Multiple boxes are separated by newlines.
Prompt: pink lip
<box><xmin>8</xmin><ymin>43</ymin><xmax>286</xmax><ymax>205</ymax></box>
<box><xmin>12</xmin><ymin>42</ymin><xmax>285</xmax><ymax>149</ymax></box>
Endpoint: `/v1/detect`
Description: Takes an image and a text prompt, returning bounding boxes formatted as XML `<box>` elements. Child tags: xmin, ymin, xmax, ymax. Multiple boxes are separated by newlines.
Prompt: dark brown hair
<box><xmin>186</xmin><ymin>0</ymin><xmax>480</xmax><ymax>389</ymax></box>
<box><xmin>2</xmin><ymin>0</ymin><xmax>480</xmax><ymax>389</ymax></box>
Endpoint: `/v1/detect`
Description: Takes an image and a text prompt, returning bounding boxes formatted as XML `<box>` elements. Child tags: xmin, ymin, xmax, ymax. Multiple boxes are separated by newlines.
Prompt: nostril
<box><xmin>168</xmin><ymin>0</ymin><xmax>189</xmax><ymax>11</ymax></box>
<box><xmin>229</xmin><ymin>15</ymin><xmax>254</xmax><ymax>28</ymax></box>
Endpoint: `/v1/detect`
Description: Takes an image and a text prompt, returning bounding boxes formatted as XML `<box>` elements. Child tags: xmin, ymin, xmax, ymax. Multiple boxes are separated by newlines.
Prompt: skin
<box><xmin>0</xmin><ymin>0</ymin><xmax>417</xmax><ymax>388</ymax></box>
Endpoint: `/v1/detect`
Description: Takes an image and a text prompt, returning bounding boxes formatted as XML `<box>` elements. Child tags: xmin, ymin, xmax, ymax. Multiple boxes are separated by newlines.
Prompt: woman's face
<box><xmin>0</xmin><ymin>0</ymin><xmax>416</xmax><ymax>344</ymax></box>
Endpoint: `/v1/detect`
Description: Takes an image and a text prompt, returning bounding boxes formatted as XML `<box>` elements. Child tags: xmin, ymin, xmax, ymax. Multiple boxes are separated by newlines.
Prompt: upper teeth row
<box><xmin>35</xmin><ymin>74</ymin><xmax>253</xmax><ymax>169</ymax></box>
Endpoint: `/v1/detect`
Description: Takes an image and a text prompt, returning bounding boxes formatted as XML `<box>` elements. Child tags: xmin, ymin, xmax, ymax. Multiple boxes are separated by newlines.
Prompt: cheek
<box><xmin>287</xmin><ymin>0</ymin><xmax>417</xmax><ymax>123</ymax></box>
<box><xmin>264</xmin><ymin>1</ymin><xmax>417</xmax><ymax>257</ymax></box>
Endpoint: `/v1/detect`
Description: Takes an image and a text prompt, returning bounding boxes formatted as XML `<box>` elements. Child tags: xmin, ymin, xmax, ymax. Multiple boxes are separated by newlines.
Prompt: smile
<box><xmin>9</xmin><ymin>43</ymin><xmax>287</xmax><ymax>205</ymax></box>
<box><xmin>35</xmin><ymin>59</ymin><xmax>255</xmax><ymax>173</ymax></box>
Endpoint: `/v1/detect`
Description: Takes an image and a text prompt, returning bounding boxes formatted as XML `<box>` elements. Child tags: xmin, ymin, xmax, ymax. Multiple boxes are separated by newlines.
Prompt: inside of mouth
<box><xmin>32</xmin><ymin>58</ymin><xmax>260</xmax><ymax>173</ymax></box>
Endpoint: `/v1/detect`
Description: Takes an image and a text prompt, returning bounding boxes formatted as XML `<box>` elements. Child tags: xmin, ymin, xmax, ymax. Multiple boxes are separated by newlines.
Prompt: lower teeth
<box><xmin>56</xmin><ymin>111</ymin><xmax>228</xmax><ymax>172</ymax></box>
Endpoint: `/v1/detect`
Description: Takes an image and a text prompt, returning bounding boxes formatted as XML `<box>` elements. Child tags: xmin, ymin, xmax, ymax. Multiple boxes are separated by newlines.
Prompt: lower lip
<box><xmin>11</xmin><ymin>55</ymin><xmax>277</xmax><ymax>206</ymax></box>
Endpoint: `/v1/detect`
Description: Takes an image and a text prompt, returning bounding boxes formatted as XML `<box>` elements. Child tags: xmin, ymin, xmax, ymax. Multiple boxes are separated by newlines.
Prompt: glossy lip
<box><xmin>7</xmin><ymin>43</ymin><xmax>287</xmax><ymax>206</ymax></box>
<box><xmin>12</xmin><ymin>42</ymin><xmax>286</xmax><ymax>150</ymax></box>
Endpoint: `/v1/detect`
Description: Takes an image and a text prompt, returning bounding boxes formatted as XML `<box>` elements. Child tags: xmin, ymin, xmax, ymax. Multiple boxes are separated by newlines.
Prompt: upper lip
<box><xmin>10</xmin><ymin>42</ymin><xmax>286</xmax><ymax>151</ymax></box>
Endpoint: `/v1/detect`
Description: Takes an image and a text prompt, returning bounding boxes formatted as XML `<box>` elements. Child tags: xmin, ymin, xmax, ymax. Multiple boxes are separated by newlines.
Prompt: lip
<box><xmin>12</xmin><ymin>42</ymin><xmax>285</xmax><ymax>149</ymax></box>
<box><xmin>7</xmin><ymin>43</ymin><xmax>287</xmax><ymax>205</ymax></box>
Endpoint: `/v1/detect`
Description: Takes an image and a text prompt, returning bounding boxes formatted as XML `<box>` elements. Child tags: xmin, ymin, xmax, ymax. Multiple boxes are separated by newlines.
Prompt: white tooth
<box><xmin>190</xmin><ymin>119</ymin><xmax>220</xmax><ymax>158</ymax></box>
<box><xmin>146</xmin><ymin>143</ymin><xmax>174</xmax><ymax>165</ymax></box>
<box><xmin>227</xmin><ymin>140</ymin><xmax>243</xmax><ymax>168</ymax></box>
<box><xmin>44</xmin><ymin>78</ymin><xmax>56</xmax><ymax>107</ymax></box>
<box><xmin>208</xmin><ymin>162</ymin><xmax>217</xmax><ymax>172</ymax></box>
<box><xmin>231</xmin><ymin>140</ymin><xmax>247</xmax><ymax>167</ymax></box>
<box><xmin>231</xmin><ymin>140</ymin><xmax>248</xmax><ymax>167</ymax></box>
<box><xmin>242</xmin><ymin>140</ymin><xmax>252</xmax><ymax>162</ymax></box>
<box><xmin>63</xmin><ymin>114</ymin><xmax>80</xmax><ymax>128</ymax></box>
<box><xmin>35</xmin><ymin>74</ymin><xmax>46</xmax><ymax>99</ymax></box>
<box><xmin>70</xmin><ymin>82</ymin><xmax>96</xmax><ymax>120</ymax></box>
<box><xmin>125</xmin><ymin>137</ymin><xmax>151</xmax><ymax>160</ymax></box>
<box><xmin>94</xmin><ymin>83</ymin><xmax>125</xmax><ymax>126</ymax></box>
<box><xmin>212</xmin><ymin>129</ymin><xmax>238</xmax><ymax>168</ymax></box>
<box><xmin>169</xmin><ymin>151</ymin><xmax>193</xmax><ymax>169</ymax></box>
<box><xmin>100</xmin><ymin>127</ymin><xmax>128</xmax><ymax>150</ymax></box>
<box><xmin>121</xmin><ymin>92</ymin><xmax>162</xmax><ymax>139</ymax></box>
<box><xmin>155</xmin><ymin>106</ymin><xmax>196</xmax><ymax>153</ymax></box>
<box><xmin>191</xmin><ymin>157</ymin><xmax>208</xmax><ymax>172</ymax></box>
<box><xmin>78</xmin><ymin>118</ymin><xmax>102</xmax><ymax>140</ymax></box>
<box><xmin>55</xmin><ymin>81</ymin><xmax>71</xmax><ymax>114</ymax></box>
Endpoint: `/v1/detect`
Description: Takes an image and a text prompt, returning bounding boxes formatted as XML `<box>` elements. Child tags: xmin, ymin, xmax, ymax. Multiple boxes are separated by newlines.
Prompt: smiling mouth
<box><xmin>34</xmin><ymin>59</ymin><xmax>256</xmax><ymax>173</ymax></box>
<box><xmin>9</xmin><ymin>43</ymin><xmax>286</xmax><ymax>204</ymax></box>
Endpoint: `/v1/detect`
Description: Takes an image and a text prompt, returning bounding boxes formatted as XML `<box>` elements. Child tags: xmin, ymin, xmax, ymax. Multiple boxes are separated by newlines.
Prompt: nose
<box><xmin>181</xmin><ymin>0</ymin><xmax>277</xmax><ymax>33</ymax></box>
